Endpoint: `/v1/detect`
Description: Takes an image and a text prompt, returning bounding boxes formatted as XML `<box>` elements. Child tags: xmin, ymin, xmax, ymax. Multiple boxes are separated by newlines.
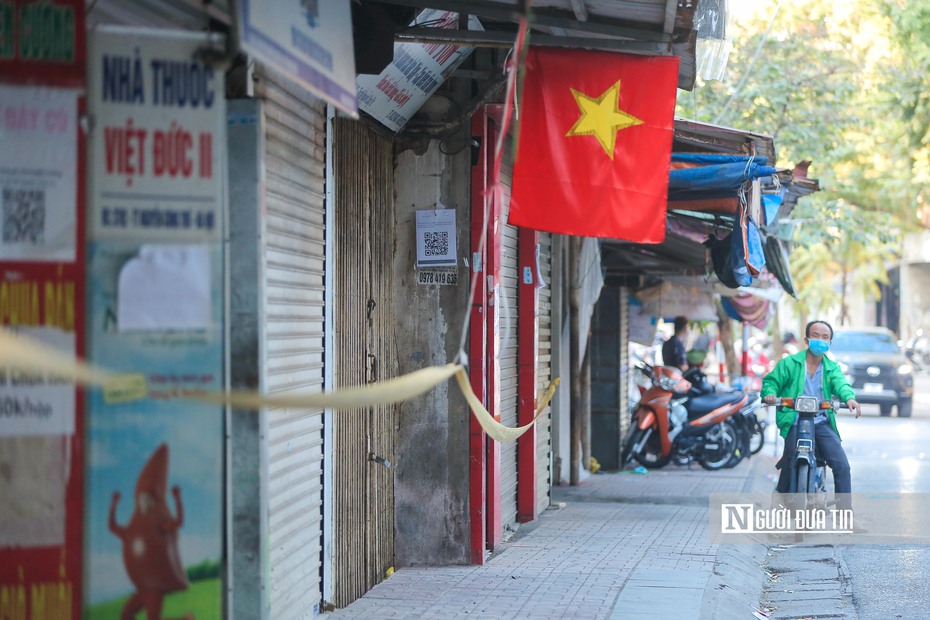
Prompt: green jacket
<box><xmin>760</xmin><ymin>350</ymin><xmax>857</xmax><ymax>438</ymax></box>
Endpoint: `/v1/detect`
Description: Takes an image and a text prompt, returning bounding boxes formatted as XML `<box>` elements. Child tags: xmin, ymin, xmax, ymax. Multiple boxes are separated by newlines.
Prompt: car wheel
<box><xmin>898</xmin><ymin>398</ymin><xmax>913</xmax><ymax>418</ymax></box>
<box><xmin>880</xmin><ymin>403</ymin><xmax>893</xmax><ymax>416</ymax></box>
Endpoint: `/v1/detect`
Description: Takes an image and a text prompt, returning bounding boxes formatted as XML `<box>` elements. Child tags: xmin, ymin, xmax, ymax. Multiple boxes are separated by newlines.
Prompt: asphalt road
<box><xmin>834</xmin><ymin>370</ymin><xmax>930</xmax><ymax>619</ymax></box>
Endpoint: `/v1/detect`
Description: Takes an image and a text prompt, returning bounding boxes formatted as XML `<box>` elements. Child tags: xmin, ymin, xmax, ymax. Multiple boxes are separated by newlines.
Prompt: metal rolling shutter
<box><xmin>590</xmin><ymin>285</ymin><xmax>633</xmax><ymax>470</ymax></box>
<box><xmin>256</xmin><ymin>64</ymin><xmax>327</xmax><ymax>619</ymax></box>
<box><xmin>332</xmin><ymin>118</ymin><xmax>396</xmax><ymax>607</ymax></box>
<box><xmin>536</xmin><ymin>233</ymin><xmax>553</xmax><ymax>514</ymax></box>
<box><xmin>591</xmin><ymin>286</ymin><xmax>622</xmax><ymax>470</ymax></box>
<box><xmin>499</xmin><ymin>154</ymin><xmax>519</xmax><ymax>532</ymax></box>
<box><xmin>619</xmin><ymin>286</ymin><xmax>631</xmax><ymax>440</ymax></box>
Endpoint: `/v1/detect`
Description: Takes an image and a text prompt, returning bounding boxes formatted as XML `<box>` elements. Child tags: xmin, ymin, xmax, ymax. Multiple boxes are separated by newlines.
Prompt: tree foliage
<box><xmin>880</xmin><ymin>2</ymin><xmax>930</xmax><ymax>214</ymax></box>
<box><xmin>678</xmin><ymin>0</ymin><xmax>927</xmax><ymax>322</ymax></box>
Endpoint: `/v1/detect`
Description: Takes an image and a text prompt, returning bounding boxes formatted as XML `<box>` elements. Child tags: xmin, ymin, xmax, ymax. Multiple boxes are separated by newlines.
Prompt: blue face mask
<box><xmin>808</xmin><ymin>338</ymin><xmax>830</xmax><ymax>356</ymax></box>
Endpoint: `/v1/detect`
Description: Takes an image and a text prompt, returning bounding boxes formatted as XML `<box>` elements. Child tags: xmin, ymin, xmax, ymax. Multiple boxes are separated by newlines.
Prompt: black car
<box><xmin>830</xmin><ymin>327</ymin><xmax>914</xmax><ymax>417</ymax></box>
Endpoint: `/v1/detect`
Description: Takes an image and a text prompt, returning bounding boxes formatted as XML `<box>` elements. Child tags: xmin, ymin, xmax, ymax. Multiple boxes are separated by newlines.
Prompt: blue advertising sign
<box><xmin>237</xmin><ymin>0</ymin><xmax>357</xmax><ymax>116</ymax></box>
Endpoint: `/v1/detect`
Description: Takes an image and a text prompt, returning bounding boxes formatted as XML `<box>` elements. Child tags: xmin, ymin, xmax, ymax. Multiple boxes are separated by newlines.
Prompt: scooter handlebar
<box><xmin>769</xmin><ymin>396</ymin><xmax>849</xmax><ymax>410</ymax></box>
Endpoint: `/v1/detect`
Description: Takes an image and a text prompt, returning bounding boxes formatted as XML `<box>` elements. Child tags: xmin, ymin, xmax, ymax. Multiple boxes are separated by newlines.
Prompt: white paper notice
<box><xmin>118</xmin><ymin>245</ymin><xmax>211</xmax><ymax>331</ymax></box>
<box><xmin>416</xmin><ymin>209</ymin><xmax>457</xmax><ymax>267</ymax></box>
<box><xmin>0</xmin><ymin>327</ymin><xmax>76</xmax><ymax>437</ymax></box>
<box><xmin>0</xmin><ymin>85</ymin><xmax>78</xmax><ymax>261</ymax></box>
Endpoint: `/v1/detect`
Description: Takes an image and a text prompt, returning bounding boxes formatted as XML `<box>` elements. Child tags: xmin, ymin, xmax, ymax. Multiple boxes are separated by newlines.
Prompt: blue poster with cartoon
<box><xmin>85</xmin><ymin>27</ymin><xmax>225</xmax><ymax>620</ymax></box>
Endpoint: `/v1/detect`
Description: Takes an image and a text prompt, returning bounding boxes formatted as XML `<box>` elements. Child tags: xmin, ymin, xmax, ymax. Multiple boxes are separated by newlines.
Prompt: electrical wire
<box><xmin>453</xmin><ymin>9</ymin><xmax>530</xmax><ymax>367</ymax></box>
<box><xmin>713</xmin><ymin>0</ymin><xmax>783</xmax><ymax>125</ymax></box>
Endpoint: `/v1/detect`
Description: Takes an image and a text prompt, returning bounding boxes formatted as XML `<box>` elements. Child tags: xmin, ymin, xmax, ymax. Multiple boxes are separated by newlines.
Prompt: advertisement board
<box><xmin>0</xmin><ymin>2</ymin><xmax>85</xmax><ymax>618</ymax></box>
<box><xmin>357</xmin><ymin>9</ymin><xmax>481</xmax><ymax>131</ymax></box>
<box><xmin>84</xmin><ymin>27</ymin><xmax>225</xmax><ymax>620</ymax></box>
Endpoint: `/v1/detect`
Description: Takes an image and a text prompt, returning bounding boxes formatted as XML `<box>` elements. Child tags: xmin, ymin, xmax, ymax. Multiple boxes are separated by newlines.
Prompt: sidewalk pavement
<box><xmin>326</xmin><ymin>452</ymin><xmax>781</xmax><ymax>620</ymax></box>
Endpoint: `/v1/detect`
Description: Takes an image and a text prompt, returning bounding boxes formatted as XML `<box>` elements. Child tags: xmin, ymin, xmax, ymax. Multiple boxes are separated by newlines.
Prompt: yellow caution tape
<box><xmin>197</xmin><ymin>363</ymin><xmax>463</xmax><ymax>410</ymax></box>
<box><xmin>454</xmin><ymin>369</ymin><xmax>553</xmax><ymax>443</ymax></box>
<box><xmin>536</xmin><ymin>377</ymin><xmax>560</xmax><ymax>415</ymax></box>
<box><xmin>0</xmin><ymin>328</ymin><xmax>111</xmax><ymax>386</ymax></box>
<box><xmin>0</xmin><ymin>328</ymin><xmax>556</xmax><ymax>443</ymax></box>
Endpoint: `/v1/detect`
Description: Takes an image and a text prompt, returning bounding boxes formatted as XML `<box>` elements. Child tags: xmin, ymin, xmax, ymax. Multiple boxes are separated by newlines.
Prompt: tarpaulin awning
<box><xmin>721</xmin><ymin>293</ymin><xmax>772</xmax><ymax>329</ymax></box>
<box><xmin>668</xmin><ymin>153</ymin><xmax>780</xmax><ymax>201</ymax></box>
<box><xmin>634</xmin><ymin>280</ymin><xmax>719</xmax><ymax>322</ymax></box>
<box><xmin>600</xmin><ymin>119</ymin><xmax>814</xmax><ymax>300</ymax></box>
<box><xmin>630</xmin><ymin>273</ymin><xmax>783</xmax><ymax>329</ymax></box>
<box><xmin>762</xmin><ymin>234</ymin><xmax>797</xmax><ymax>298</ymax></box>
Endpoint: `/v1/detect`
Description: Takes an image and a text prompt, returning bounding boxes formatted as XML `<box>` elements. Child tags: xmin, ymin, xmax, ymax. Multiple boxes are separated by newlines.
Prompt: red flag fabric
<box><xmin>509</xmin><ymin>48</ymin><xmax>679</xmax><ymax>242</ymax></box>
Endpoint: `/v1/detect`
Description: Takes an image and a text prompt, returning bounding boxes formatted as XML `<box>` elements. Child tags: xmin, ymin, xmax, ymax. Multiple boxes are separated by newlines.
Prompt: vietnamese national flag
<box><xmin>510</xmin><ymin>48</ymin><xmax>679</xmax><ymax>242</ymax></box>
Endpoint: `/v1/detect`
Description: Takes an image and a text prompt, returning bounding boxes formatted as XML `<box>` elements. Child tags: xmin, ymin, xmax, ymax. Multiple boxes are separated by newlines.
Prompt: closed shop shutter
<box><xmin>619</xmin><ymin>286</ymin><xmax>631</xmax><ymax>439</ymax></box>
<box><xmin>591</xmin><ymin>285</ymin><xmax>632</xmax><ymax>470</ymax></box>
<box><xmin>499</xmin><ymin>153</ymin><xmax>519</xmax><ymax>532</ymax></box>
<box><xmin>256</xmin><ymin>64</ymin><xmax>327</xmax><ymax>619</ymax></box>
<box><xmin>536</xmin><ymin>233</ymin><xmax>553</xmax><ymax>514</ymax></box>
<box><xmin>591</xmin><ymin>287</ymin><xmax>619</xmax><ymax>470</ymax></box>
<box><xmin>331</xmin><ymin>118</ymin><xmax>396</xmax><ymax>607</ymax></box>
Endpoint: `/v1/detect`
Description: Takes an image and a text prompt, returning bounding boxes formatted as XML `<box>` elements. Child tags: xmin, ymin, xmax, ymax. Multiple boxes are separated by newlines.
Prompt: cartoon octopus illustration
<box><xmin>109</xmin><ymin>443</ymin><xmax>192</xmax><ymax>620</ymax></box>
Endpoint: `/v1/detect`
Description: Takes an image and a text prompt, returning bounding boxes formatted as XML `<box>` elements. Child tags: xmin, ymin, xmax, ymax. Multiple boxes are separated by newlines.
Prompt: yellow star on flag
<box><xmin>566</xmin><ymin>81</ymin><xmax>643</xmax><ymax>159</ymax></box>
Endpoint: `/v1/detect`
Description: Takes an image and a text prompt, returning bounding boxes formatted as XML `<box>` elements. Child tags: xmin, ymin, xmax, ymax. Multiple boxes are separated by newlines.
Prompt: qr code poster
<box><xmin>0</xmin><ymin>85</ymin><xmax>79</xmax><ymax>261</ymax></box>
<box><xmin>415</xmin><ymin>209</ymin><xmax>457</xmax><ymax>268</ymax></box>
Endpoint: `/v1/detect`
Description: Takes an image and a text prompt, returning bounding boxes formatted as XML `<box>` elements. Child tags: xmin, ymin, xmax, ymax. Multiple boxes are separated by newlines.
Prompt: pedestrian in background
<box><xmin>662</xmin><ymin>316</ymin><xmax>689</xmax><ymax>370</ymax></box>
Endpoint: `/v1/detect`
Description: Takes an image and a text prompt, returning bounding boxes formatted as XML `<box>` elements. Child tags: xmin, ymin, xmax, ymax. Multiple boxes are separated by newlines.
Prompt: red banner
<box><xmin>0</xmin><ymin>0</ymin><xmax>86</xmax><ymax>86</ymax></box>
<box><xmin>510</xmin><ymin>48</ymin><xmax>679</xmax><ymax>242</ymax></box>
<box><xmin>0</xmin><ymin>2</ymin><xmax>85</xmax><ymax>618</ymax></box>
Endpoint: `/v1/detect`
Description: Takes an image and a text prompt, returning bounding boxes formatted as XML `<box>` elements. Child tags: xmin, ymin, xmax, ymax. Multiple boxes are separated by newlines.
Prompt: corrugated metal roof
<box><xmin>378</xmin><ymin>0</ymin><xmax>699</xmax><ymax>89</ymax></box>
<box><xmin>601</xmin><ymin>227</ymin><xmax>710</xmax><ymax>280</ymax></box>
<box><xmin>87</xmin><ymin>0</ymin><xmax>230</xmax><ymax>29</ymax></box>
<box><xmin>673</xmin><ymin>118</ymin><xmax>777</xmax><ymax>163</ymax></box>
<box><xmin>386</xmin><ymin>0</ymin><xmax>692</xmax><ymax>34</ymax></box>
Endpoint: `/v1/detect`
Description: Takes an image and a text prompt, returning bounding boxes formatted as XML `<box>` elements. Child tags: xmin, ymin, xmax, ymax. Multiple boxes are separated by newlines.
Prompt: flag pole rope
<box><xmin>454</xmin><ymin>7</ymin><xmax>530</xmax><ymax>367</ymax></box>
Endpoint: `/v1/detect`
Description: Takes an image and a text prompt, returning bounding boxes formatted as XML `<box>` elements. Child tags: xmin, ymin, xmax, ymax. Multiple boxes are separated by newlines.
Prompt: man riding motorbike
<box><xmin>761</xmin><ymin>320</ymin><xmax>861</xmax><ymax>510</ymax></box>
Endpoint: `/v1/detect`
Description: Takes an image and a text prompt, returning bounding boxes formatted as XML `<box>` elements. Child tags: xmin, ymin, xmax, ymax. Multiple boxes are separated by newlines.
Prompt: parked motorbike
<box><xmin>621</xmin><ymin>363</ymin><xmax>750</xmax><ymax>470</ymax></box>
<box><xmin>683</xmin><ymin>365</ymin><xmax>765</xmax><ymax>467</ymax></box>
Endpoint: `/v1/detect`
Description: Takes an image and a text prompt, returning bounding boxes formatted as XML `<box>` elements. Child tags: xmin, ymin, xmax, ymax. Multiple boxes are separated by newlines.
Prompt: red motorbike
<box><xmin>621</xmin><ymin>363</ymin><xmax>753</xmax><ymax>470</ymax></box>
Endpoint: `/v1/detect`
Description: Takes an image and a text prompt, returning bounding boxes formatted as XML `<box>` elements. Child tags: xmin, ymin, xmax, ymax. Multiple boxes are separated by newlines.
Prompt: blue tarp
<box><xmin>720</xmin><ymin>296</ymin><xmax>743</xmax><ymax>322</ymax></box>
<box><xmin>746</xmin><ymin>216</ymin><xmax>766</xmax><ymax>275</ymax></box>
<box><xmin>667</xmin><ymin>153</ymin><xmax>796</xmax><ymax>297</ymax></box>
<box><xmin>762</xmin><ymin>191</ymin><xmax>784</xmax><ymax>226</ymax></box>
<box><xmin>711</xmin><ymin>231</ymin><xmax>752</xmax><ymax>288</ymax></box>
<box><xmin>668</xmin><ymin>154</ymin><xmax>779</xmax><ymax>200</ymax></box>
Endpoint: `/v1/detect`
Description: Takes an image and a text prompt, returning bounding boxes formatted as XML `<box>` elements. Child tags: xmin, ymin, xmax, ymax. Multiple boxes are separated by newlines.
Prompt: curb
<box><xmin>699</xmin><ymin>542</ymin><xmax>769</xmax><ymax>620</ymax></box>
<box><xmin>699</xmin><ymin>452</ymin><xmax>778</xmax><ymax>619</ymax></box>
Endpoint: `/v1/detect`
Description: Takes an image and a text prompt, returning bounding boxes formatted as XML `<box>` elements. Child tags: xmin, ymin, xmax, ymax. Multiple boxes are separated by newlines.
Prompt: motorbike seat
<box><xmin>687</xmin><ymin>392</ymin><xmax>745</xmax><ymax>419</ymax></box>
